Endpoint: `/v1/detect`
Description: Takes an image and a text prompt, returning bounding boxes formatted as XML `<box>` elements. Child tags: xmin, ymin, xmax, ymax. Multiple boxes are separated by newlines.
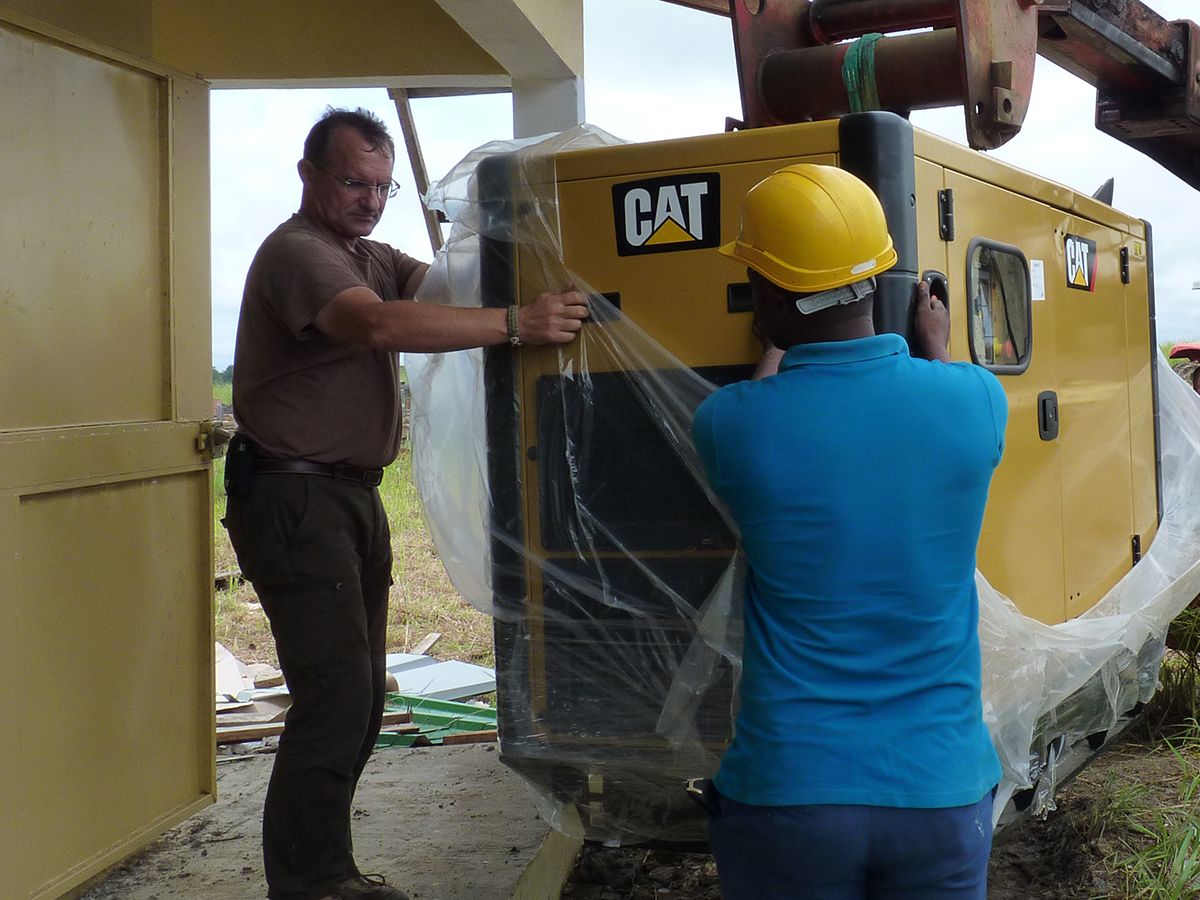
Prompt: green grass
<box><xmin>1111</xmin><ymin>732</ymin><xmax>1200</xmax><ymax>898</ymax></box>
<box><xmin>213</xmin><ymin>380</ymin><xmax>232</xmax><ymax>406</ymax></box>
<box><xmin>1070</xmin><ymin>774</ymin><xmax>1148</xmax><ymax>844</ymax></box>
<box><xmin>1142</xmin><ymin>605</ymin><xmax>1200</xmax><ymax>739</ymax></box>
<box><xmin>1085</xmin><ymin>604</ymin><xmax>1200</xmax><ymax>898</ymax></box>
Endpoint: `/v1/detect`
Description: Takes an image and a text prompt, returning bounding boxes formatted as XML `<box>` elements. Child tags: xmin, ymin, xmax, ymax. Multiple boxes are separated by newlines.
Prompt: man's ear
<box><xmin>297</xmin><ymin>158</ymin><xmax>314</xmax><ymax>186</ymax></box>
<box><xmin>757</xmin><ymin>281</ymin><xmax>790</xmax><ymax>319</ymax></box>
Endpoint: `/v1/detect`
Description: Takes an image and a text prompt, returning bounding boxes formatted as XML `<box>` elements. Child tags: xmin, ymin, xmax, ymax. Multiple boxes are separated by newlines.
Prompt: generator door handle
<box><xmin>1038</xmin><ymin>390</ymin><xmax>1059</xmax><ymax>441</ymax></box>
<box><xmin>921</xmin><ymin>270</ymin><xmax>950</xmax><ymax>320</ymax></box>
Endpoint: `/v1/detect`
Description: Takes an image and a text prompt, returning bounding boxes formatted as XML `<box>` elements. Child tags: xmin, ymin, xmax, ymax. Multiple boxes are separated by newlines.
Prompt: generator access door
<box><xmin>0</xmin><ymin>19</ymin><xmax>214</xmax><ymax>900</ymax></box>
<box><xmin>940</xmin><ymin>165</ymin><xmax>1155</xmax><ymax>624</ymax></box>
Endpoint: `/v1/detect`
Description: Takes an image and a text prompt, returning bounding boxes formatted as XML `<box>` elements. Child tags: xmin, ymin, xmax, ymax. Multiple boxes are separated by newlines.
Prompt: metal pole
<box><xmin>760</xmin><ymin>27</ymin><xmax>964</xmax><ymax>122</ymax></box>
<box><xmin>807</xmin><ymin>0</ymin><xmax>957</xmax><ymax>43</ymax></box>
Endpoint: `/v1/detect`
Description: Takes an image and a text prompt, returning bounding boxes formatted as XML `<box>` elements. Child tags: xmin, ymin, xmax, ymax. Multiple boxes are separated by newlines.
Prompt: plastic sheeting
<box><xmin>408</xmin><ymin>126</ymin><xmax>1200</xmax><ymax>843</ymax></box>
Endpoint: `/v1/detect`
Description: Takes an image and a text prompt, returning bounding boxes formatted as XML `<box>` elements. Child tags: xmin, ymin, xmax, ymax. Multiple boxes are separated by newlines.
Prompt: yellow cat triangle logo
<box><xmin>645</xmin><ymin>217</ymin><xmax>695</xmax><ymax>246</ymax></box>
<box><xmin>1064</xmin><ymin>234</ymin><xmax>1097</xmax><ymax>292</ymax></box>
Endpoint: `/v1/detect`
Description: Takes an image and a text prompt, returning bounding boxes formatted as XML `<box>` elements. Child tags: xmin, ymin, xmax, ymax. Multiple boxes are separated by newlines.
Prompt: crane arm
<box><xmin>701</xmin><ymin>0</ymin><xmax>1200</xmax><ymax>190</ymax></box>
<box><xmin>1039</xmin><ymin>2</ymin><xmax>1200</xmax><ymax>188</ymax></box>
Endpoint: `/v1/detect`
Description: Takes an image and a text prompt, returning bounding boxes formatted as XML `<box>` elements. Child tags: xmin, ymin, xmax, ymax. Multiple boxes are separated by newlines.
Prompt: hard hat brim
<box><xmin>719</xmin><ymin>236</ymin><xmax>897</xmax><ymax>294</ymax></box>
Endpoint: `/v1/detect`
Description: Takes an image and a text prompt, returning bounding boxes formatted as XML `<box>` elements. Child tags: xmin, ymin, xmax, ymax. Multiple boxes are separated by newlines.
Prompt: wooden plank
<box><xmin>252</xmin><ymin>671</ymin><xmax>284</xmax><ymax>689</ymax></box>
<box><xmin>216</xmin><ymin>721</ymin><xmax>284</xmax><ymax>744</ymax></box>
<box><xmin>387</xmin><ymin>87</ymin><xmax>443</xmax><ymax>255</ymax></box>
<box><xmin>411</xmin><ymin>632</ymin><xmax>442</xmax><ymax>656</ymax></box>
<box><xmin>215</xmin><ymin>712</ymin><xmax>284</xmax><ymax>728</ymax></box>
<box><xmin>215</xmin><ymin>701</ymin><xmax>255</xmax><ymax>715</ymax></box>
<box><xmin>217</xmin><ymin>710</ymin><xmax>414</xmax><ymax>744</ymax></box>
<box><xmin>439</xmin><ymin>729</ymin><xmax>498</xmax><ymax>746</ymax></box>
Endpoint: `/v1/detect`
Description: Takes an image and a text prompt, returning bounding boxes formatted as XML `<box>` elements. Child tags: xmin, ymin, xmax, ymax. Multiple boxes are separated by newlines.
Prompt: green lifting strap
<box><xmin>842</xmin><ymin>33</ymin><xmax>885</xmax><ymax>114</ymax></box>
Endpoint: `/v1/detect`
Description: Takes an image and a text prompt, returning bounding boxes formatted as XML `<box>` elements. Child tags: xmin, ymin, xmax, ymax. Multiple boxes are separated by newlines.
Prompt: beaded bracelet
<box><xmin>507</xmin><ymin>304</ymin><xmax>522</xmax><ymax>347</ymax></box>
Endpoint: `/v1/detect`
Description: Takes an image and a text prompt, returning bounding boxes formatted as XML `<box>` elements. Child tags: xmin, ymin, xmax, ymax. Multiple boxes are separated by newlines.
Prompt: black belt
<box><xmin>253</xmin><ymin>458</ymin><xmax>384</xmax><ymax>487</ymax></box>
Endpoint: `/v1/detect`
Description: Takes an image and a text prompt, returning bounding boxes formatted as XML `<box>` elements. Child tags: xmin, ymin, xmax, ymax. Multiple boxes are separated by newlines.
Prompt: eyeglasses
<box><xmin>317</xmin><ymin>164</ymin><xmax>400</xmax><ymax>200</ymax></box>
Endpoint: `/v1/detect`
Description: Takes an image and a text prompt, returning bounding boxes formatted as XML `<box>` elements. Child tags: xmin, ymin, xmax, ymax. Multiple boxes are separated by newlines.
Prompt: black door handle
<box><xmin>921</xmin><ymin>270</ymin><xmax>950</xmax><ymax>322</ymax></box>
<box><xmin>1038</xmin><ymin>390</ymin><xmax>1059</xmax><ymax>441</ymax></box>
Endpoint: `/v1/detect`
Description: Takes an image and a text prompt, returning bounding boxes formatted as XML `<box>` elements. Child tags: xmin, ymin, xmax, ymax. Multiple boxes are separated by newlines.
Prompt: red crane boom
<box><xmin>668</xmin><ymin>0</ymin><xmax>1200</xmax><ymax>190</ymax></box>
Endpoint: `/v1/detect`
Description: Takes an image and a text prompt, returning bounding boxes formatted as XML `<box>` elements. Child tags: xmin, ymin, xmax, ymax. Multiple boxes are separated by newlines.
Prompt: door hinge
<box><xmin>1120</xmin><ymin>246</ymin><xmax>1130</xmax><ymax>284</ymax></box>
<box><xmin>938</xmin><ymin>188</ymin><xmax>955</xmax><ymax>242</ymax></box>
<box><xmin>196</xmin><ymin>422</ymin><xmax>212</xmax><ymax>454</ymax></box>
<box><xmin>1132</xmin><ymin>533</ymin><xmax>1142</xmax><ymax>565</ymax></box>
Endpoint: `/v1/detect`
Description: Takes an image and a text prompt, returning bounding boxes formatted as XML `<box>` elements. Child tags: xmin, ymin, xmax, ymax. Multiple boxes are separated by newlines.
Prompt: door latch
<box><xmin>1037</xmin><ymin>390</ymin><xmax>1059</xmax><ymax>441</ymax></box>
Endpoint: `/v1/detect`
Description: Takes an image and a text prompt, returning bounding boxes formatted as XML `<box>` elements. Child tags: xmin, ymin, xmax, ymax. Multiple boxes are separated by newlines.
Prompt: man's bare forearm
<box><xmin>314</xmin><ymin>284</ymin><xmax>589</xmax><ymax>352</ymax></box>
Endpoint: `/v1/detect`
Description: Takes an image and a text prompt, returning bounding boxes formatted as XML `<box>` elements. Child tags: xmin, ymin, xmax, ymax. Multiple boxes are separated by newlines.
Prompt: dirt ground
<box><xmin>562</xmin><ymin>731</ymin><xmax>1194</xmax><ymax>900</ymax></box>
<box><xmin>78</xmin><ymin>743</ymin><xmax>563</xmax><ymax>900</ymax></box>
<box><xmin>78</xmin><ymin>727</ymin><xmax>1192</xmax><ymax>899</ymax></box>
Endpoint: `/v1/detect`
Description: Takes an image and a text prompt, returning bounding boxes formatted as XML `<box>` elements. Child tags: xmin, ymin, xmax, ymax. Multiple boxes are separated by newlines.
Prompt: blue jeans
<box><xmin>707</xmin><ymin>788</ymin><xmax>994</xmax><ymax>900</ymax></box>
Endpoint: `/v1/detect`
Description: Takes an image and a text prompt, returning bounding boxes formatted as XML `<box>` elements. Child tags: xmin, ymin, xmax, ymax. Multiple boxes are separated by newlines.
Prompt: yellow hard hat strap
<box><xmin>794</xmin><ymin>277</ymin><xmax>876</xmax><ymax>315</ymax></box>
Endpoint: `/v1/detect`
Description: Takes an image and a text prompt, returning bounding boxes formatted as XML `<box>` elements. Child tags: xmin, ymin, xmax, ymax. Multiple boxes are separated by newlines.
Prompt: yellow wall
<box><xmin>0</xmin><ymin>0</ymin><xmax>151</xmax><ymax>55</ymax></box>
<box><xmin>0</xmin><ymin>0</ymin><xmax>582</xmax><ymax>87</ymax></box>
<box><xmin>149</xmin><ymin>0</ymin><xmax>504</xmax><ymax>82</ymax></box>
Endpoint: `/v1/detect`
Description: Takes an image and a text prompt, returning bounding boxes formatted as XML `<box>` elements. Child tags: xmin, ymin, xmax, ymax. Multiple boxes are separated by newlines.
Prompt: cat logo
<box><xmin>1064</xmin><ymin>234</ymin><xmax>1098</xmax><ymax>292</ymax></box>
<box><xmin>612</xmin><ymin>173</ymin><xmax>721</xmax><ymax>256</ymax></box>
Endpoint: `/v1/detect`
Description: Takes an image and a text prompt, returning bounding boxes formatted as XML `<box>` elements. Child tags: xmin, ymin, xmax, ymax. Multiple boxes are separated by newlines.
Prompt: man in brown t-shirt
<box><xmin>225</xmin><ymin>108</ymin><xmax>587</xmax><ymax>900</ymax></box>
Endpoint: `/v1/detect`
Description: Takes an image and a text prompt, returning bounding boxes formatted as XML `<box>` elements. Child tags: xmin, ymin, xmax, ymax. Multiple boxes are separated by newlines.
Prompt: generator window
<box><xmin>967</xmin><ymin>240</ymin><xmax>1031</xmax><ymax>373</ymax></box>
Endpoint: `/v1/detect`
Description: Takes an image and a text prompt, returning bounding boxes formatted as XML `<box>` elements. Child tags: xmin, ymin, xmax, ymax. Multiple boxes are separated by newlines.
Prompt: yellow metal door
<box><xmin>0</xmin><ymin>18</ymin><xmax>214</xmax><ymax>899</ymax></box>
<box><xmin>1047</xmin><ymin>219</ymin><xmax>1140</xmax><ymax>618</ymax></box>
<box><xmin>941</xmin><ymin>169</ymin><xmax>1068</xmax><ymax>623</ymax></box>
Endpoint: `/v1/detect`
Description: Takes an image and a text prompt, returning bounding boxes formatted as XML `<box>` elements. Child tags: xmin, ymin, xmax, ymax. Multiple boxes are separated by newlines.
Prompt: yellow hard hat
<box><xmin>719</xmin><ymin>163</ymin><xmax>897</xmax><ymax>294</ymax></box>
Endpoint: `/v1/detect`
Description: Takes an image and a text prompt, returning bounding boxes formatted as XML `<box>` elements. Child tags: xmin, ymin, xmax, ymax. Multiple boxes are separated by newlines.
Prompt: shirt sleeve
<box><xmin>692</xmin><ymin>392</ymin><xmax>723</xmax><ymax>487</ymax></box>
<box><xmin>390</xmin><ymin>248</ymin><xmax>426</xmax><ymax>299</ymax></box>
<box><xmin>262</xmin><ymin>231</ymin><xmax>366</xmax><ymax>339</ymax></box>
<box><xmin>968</xmin><ymin>366</ymin><xmax>1009</xmax><ymax>466</ymax></box>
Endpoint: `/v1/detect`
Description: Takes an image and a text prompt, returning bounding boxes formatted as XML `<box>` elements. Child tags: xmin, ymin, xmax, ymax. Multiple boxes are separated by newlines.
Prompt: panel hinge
<box><xmin>938</xmin><ymin>188</ymin><xmax>955</xmax><ymax>242</ymax></box>
<box><xmin>1132</xmin><ymin>533</ymin><xmax>1142</xmax><ymax>565</ymax></box>
<box><xmin>1120</xmin><ymin>246</ymin><xmax>1130</xmax><ymax>284</ymax></box>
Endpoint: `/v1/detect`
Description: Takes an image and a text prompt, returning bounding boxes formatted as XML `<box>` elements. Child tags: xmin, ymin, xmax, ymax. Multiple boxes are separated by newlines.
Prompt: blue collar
<box><xmin>778</xmin><ymin>333</ymin><xmax>908</xmax><ymax>371</ymax></box>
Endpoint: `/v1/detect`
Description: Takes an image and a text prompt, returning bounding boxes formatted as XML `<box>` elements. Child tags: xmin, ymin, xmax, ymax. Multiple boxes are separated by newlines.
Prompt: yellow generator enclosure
<box><xmin>483</xmin><ymin>112</ymin><xmax>1159</xmax><ymax>843</ymax></box>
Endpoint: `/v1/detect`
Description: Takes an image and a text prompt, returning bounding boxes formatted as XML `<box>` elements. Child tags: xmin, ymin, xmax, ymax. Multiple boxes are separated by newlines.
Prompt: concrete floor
<box><xmin>77</xmin><ymin>744</ymin><xmax>581</xmax><ymax>900</ymax></box>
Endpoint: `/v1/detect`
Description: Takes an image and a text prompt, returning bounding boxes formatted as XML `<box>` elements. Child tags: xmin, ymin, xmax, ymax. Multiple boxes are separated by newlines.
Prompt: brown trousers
<box><xmin>224</xmin><ymin>473</ymin><xmax>392</xmax><ymax>900</ymax></box>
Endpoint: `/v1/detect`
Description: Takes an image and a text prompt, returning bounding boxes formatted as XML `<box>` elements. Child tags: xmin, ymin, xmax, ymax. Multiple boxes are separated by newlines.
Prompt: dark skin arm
<box><xmin>314</xmin><ymin>274</ymin><xmax>590</xmax><ymax>353</ymax></box>
<box><xmin>912</xmin><ymin>279</ymin><xmax>951</xmax><ymax>363</ymax></box>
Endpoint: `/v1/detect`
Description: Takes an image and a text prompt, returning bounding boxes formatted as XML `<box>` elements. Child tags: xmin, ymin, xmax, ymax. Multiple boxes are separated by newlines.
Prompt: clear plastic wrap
<box><xmin>409</xmin><ymin>127</ymin><xmax>1200</xmax><ymax>843</ymax></box>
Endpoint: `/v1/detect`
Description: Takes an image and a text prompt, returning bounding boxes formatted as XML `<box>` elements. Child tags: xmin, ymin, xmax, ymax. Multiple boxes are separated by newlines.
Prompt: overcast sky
<box><xmin>210</xmin><ymin>0</ymin><xmax>1199</xmax><ymax>367</ymax></box>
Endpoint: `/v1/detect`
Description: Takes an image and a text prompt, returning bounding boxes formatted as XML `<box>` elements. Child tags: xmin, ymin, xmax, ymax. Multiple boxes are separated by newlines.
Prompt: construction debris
<box><xmin>214</xmin><ymin>643</ymin><xmax>498</xmax><ymax>750</ymax></box>
<box><xmin>384</xmin><ymin>652</ymin><xmax>496</xmax><ymax>700</ymax></box>
<box><xmin>217</xmin><ymin>711</ymin><xmax>418</xmax><ymax>746</ymax></box>
<box><xmin>375</xmin><ymin>694</ymin><xmax>498</xmax><ymax>748</ymax></box>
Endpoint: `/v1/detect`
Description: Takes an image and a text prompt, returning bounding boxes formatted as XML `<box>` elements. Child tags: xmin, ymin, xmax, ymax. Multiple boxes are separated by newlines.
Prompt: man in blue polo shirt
<box><xmin>693</xmin><ymin>164</ymin><xmax>1006</xmax><ymax>899</ymax></box>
